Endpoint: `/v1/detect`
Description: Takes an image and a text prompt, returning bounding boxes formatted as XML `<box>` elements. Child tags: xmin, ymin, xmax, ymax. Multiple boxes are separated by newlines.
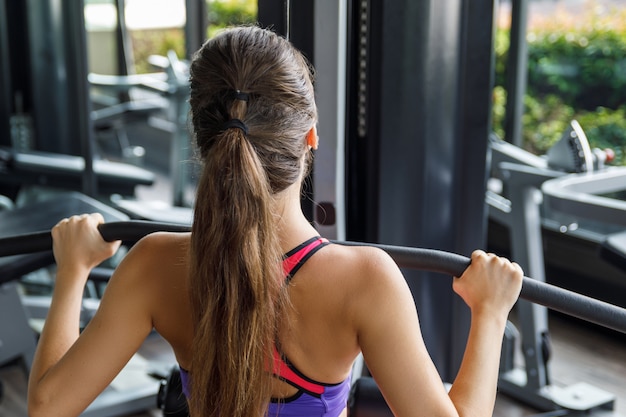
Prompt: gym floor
<box><xmin>493</xmin><ymin>314</ymin><xmax>626</xmax><ymax>417</ymax></box>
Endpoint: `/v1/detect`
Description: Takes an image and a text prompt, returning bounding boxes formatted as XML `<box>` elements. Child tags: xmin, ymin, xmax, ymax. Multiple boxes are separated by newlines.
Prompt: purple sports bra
<box><xmin>179</xmin><ymin>236</ymin><xmax>351</xmax><ymax>416</ymax></box>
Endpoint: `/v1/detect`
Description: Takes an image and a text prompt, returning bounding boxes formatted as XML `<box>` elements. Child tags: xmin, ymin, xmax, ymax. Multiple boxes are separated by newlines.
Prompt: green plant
<box><xmin>493</xmin><ymin>4</ymin><xmax>626</xmax><ymax>165</ymax></box>
<box><xmin>576</xmin><ymin>106</ymin><xmax>626</xmax><ymax>165</ymax></box>
<box><xmin>127</xmin><ymin>1</ymin><xmax>256</xmax><ymax>73</ymax></box>
<box><xmin>130</xmin><ymin>29</ymin><xmax>186</xmax><ymax>74</ymax></box>
<box><xmin>491</xmin><ymin>86</ymin><xmax>507</xmax><ymax>140</ymax></box>
<box><xmin>493</xmin><ymin>29</ymin><xmax>510</xmax><ymax>89</ymax></box>
<box><xmin>521</xmin><ymin>93</ymin><xmax>575</xmax><ymax>155</ymax></box>
<box><xmin>527</xmin><ymin>29</ymin><xmax>626</xmax><ymax>110</ymax></box>
<box><xmin>207</xmin><ymin>0</ymin><xmax>257</xmax><ymax>38</ymax></box>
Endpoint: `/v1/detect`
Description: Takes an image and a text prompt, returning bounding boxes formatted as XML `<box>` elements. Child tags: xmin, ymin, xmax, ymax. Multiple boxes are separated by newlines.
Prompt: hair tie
<box><xmin>222</xmin><ymin>119</ymin><xmax>249</xmax><ymax>135</ymax></box>
<box><xmin>233</xmin><ymin>90</ymin><xmax>249</xmax><ymax>102</ymax></box>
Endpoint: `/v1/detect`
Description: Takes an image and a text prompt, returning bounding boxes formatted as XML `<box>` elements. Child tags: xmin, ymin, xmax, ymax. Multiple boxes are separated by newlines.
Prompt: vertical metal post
<box><xmin>260</xmin><ymin>0</ymin><xmax>336</xmax><ymax>228</ymax></box>
<box><xmin>27</xmin><ymin>0</ymin><xmax>69</xmax><ymax>154</ymax></box>
<box><xmin>509</xmin><ymin>185</ymin><xmax>550</xmax><ymax>392</ymax></box>
<box><xmin>345</xmin><ymin>0</ymin><xmax>383</xmax><ymax>243</ymax></box>
<box><xmin>0</xmin><ymin>0</ymin><xmax>11</xmax><ymax>146</ymax></box>
<box><xmin>346</xmin><ymin>0</ymin><xmax>496</xmax><ymax>381</ymax></box>
<box><xmin>26</xmin><ymin>0</ymin><xmax>99</xmax><ymax>201</ymax></box>
<box><xmin>452</xmin><ymin>0</ymin><xmax>499</xmax><ymax>372</ymax></box>
<box><xmin>288</xmin><ymin>0</ymin><xmax>314</xmax><ymax>56</ymax></box>
<box><xmin>115</xmin><ymin>0</ymin><xmax>134</xmax><ymax>76</ymax></box>
<box><xmin>257</xmin><ymin>0</ymin><xmax>289</xmax><ymax>36</ymax></box>
<box><xmin>495</xmin><ymin>164</ymin><xmax>556</xmax><ymax>410</ymax></box>
<box><xmin>64</xmin><ymin>0</ymin><xmax>97</xmax><ymax>196</ymax></box>
<box><xmin>504</xmin><ymin>0</ymin><xmax>529</xmax><ymax>147</ymax></box>
<box><xmin>5</xmin><ymin>0</ymin><xmax>33</xmax><ymax>151</ymax></box>
<box><xmin>311</xmin><ymin>0</ymin><xmax>347</xmax><ymax>240</ymax></box>
<box><xmin>185</xmin><ymin>0</ymin><xmax>207</xmax><ymax>59</ymax></box>
<box><xmin>168</xmin><ymin>60</ymin><xmax>192</xmax><ymax>207</ymax></box>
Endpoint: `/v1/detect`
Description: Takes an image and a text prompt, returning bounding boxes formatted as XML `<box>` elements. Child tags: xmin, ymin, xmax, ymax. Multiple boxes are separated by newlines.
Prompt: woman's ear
<box><xmin>306</xmin><ymin>126</ymin><xmax>319</xmax><ymax>150</ymax></box>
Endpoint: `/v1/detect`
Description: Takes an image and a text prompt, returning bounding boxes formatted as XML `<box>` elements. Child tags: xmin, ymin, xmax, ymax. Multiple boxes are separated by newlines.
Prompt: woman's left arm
<box><xmin>27</xmin><ymin>213</ymin><xmax>155</xmax><ymax>417</ymax></box>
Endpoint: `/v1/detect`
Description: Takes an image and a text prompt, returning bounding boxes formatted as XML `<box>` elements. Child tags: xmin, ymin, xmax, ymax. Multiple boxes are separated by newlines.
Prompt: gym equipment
<box><xmin>156</xmin><ymin>366</ymin><xmax>188</xmax><ymax>417</ymax></box>
<box><xmin>0</xmin><ymin>146</ymin><xmax>155</xmax><ymax>201</ymax></box>
<box><xmin>0</xmin><ymin>193</ymin><xmax>131</xmax><ymax>286</ymax></box>
<box><xmin>348</xmin><ymin>377</ymin><xmax>393</xmax><ymax>417</ymax></box>
<box><xmin>0</xmin><ymin>282</ymin><xmax>36</xmax><ymax>392</ymax></box>
<box><xmin>88</xmin><ymin>53</ymin><xmax>196</xmax><ymax>226</ymax></box>
<box><xmin>488</xmin><ymin>125</ymin><xmax>625</xmax><ymax>412</ymax></box>
<box><xmin>89</xmin><ymin>50</ymin><xmax>193</xmax><ymax>208</ymax></box>
<box><xmin>489</xmin><ymin>127</ymin><xmax>625</xmax><ymax>304</ymax></box>
<box><xmin>542</xmin><ymin>166</ymin><xmax>626</xmax><ymax>228</ymax></box>
<box><xmin>341</xmin><ymin>0</ymin><xmax>496</xmax><ymax>384</ymax></box>
<box><xmin>91</xmin><ymin>99</ymin><xmax>161</xmax><ymax>166</ymax></box>
<box><xmin>542</xmin><ymin>163</ymin><xmax>626</xmax><ymax>274</ymax></box>
<box><xmin>601</xmin><ymin>231</ymin><xmax>626</xmax><ymax>271</ymax></box>
<box><xmin>0</xmin><ymin>196</ymin><xmax>173</xmax><ymax>417</ymax></box>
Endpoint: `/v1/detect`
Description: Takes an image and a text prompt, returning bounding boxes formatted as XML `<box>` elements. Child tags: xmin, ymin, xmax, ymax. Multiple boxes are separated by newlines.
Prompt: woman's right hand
<box><xmin>452</xmin><ymin>250</ymin><xmax>523</xmax><ymax>318</ymax></box>
<box><xmin>51</xmin><ymin>213</ymin><xmax>121</xmax><ymax>279</ymax></box>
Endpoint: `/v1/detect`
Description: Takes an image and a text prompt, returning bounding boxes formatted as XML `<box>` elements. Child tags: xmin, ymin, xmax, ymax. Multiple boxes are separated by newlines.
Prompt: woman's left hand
<box><xmin>51</xmin><ymin>213</ymin><xmax>121</xmax><ymax>277</ymax></box>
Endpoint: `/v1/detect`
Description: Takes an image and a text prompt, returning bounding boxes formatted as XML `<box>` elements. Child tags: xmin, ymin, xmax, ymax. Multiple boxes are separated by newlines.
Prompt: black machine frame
<box><xmin>0</xmin><ymin>0</ymin><xmax>10</xmax><ymax>145</ymax></box>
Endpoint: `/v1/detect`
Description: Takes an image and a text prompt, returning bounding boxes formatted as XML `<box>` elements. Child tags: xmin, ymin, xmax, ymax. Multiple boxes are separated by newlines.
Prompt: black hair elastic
<box><xmin>222</xmin><ymin>119</ymin><xmax>249</xmax><ymax>135</ymax></box>
<box><xmin>233</xmin><ymin>90</ymin><xmax>249</xmax><ymax>102</ymax></box>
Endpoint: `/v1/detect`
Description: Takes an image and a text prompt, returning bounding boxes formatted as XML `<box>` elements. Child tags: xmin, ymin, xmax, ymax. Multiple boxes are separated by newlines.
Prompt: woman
<box><xmin>27</xmin><ymin>26</ymin><xmax>522</xmax><ymax>417</ymax></box>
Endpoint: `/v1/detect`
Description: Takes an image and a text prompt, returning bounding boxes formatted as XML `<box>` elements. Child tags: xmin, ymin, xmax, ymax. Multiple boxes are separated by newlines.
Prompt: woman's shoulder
<box><xmin>303</xmin><ymin>242</ymin><xmax>410</xmax><ymax>343</ymax></box>
<box><xmin>315</xmin><ymin>242</ymin><xmax>403</xmax><ymax>287</ymax></box>
<box><xmin>128</xmin><ymin>231</ymin><xmax>190</xmax><ymax>257</ymax></box>
<box><xmin>116</xmin><ymin>231</ymin><xmax>191</xmax><ymax>280</ymax></box>
<box><xmin>328</xmin><ymin>241</ymin><xmax>397</xmax><ymax>267</ymax></box>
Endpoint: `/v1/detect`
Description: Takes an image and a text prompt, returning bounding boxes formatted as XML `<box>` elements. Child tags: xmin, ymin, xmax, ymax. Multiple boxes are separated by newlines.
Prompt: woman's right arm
<box><xmin>352</xmin><ymin>248</ymin><xmax>522</xmax><ymax>417</ymax></box>
<box><xmin>27</xmin><ymin>216</ymin><xmax>158</xmax><ymax>417</ymax></box>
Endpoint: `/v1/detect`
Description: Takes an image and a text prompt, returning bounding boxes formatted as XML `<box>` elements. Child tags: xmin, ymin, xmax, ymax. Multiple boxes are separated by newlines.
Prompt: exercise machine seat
<box><xmin>0</xmin><ymin>146</ymin><xmax>155</xmax><ymax>197</ymax></box>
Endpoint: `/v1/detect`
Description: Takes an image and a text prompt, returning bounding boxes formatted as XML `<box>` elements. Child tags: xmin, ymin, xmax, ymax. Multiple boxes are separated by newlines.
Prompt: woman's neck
<box><xmin>273</xmin><ymin>182</ymin><xmax>319</xmax><ymax>252</ymax></box>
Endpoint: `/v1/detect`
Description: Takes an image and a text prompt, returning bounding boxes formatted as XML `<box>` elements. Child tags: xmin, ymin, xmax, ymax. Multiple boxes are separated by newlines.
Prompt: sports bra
<box><xmin>179</xmin><ymin>236</ymin><xmax>352</xmax><ymax>417</ymax></box>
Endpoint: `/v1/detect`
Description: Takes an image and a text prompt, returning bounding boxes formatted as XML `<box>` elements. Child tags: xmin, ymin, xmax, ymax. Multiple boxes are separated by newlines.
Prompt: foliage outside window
<box><xmin>493</xmin><ymin>2</ymin><xmax>626</xmax><ymax>165</ymax></box>
<box><xmin>207</xmin><ymin>0</ymin><xmax>257</xmax><ymax>38</ymax></box>
<box><xmin>130</xmin><ymin>0</ymin><xmax>256</xmax><ymax>74</ymax></box>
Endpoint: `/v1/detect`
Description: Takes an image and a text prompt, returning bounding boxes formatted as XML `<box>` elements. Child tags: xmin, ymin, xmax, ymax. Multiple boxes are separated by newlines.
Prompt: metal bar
<box><xmin>503</xmin><ymin>0</ymin><xmax>529</xmax><ymax>147</ymax></box>
<box><xmin>115</xmin><ymin>0</ymin><xmax>133</xmax><ymax>78</ymax></box>
<box><xmin>257</xmin><ymin>0</ymin><xmax>289</xmax><ymax>37</ymax></box>
<box><xmin>185</xmin><ymin>0</ymin><xmax>207</xmax><ymax>60</ymax></box>
<box><xmin>0</xmin><ymin>220</ymin><xmax>625</xmax><ymax>334</ymax></box>
<box><xmin>0</xmin><ymin>0</ymin><xmax>11</xmax><ymax>146</ymax></box>
<box><xmin>64</xmin><ymin>0</ymin><xmax>97</xmax><ymax>196</ymax></box>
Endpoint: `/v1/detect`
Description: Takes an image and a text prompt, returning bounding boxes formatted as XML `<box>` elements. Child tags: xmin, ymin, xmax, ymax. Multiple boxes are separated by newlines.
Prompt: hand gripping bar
<box><xmin>1</xmin><ymin>220</ymin><xmax>625</xmax><ymax>334</ymax></box>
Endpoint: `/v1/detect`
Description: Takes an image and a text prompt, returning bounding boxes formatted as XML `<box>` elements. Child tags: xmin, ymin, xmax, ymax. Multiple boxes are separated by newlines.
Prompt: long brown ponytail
<box><xmin>187</xmin><ymin>26</ymin><xmax>317</xmax><ymax>417</ymax></box>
